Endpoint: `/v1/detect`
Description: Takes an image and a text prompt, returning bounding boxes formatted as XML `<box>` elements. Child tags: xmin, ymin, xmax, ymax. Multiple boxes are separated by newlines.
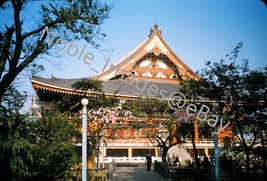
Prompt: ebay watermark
<box><xmin>111</xmin><ymin>67</ymin><xmax>230</xmax><ymax>134</ymax></box>
<box><xmin>167</xmin><ymin>92</ymin><xmax>230</xmax><ymax>134</ymax></box>
<box><xmin>40</xmin><ymin>26</ymin><xmax>94</xmax><ymax>65</ymax></box>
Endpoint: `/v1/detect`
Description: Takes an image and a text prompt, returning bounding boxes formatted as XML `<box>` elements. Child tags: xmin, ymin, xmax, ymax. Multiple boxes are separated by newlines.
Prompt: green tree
<box><xmin>123</xmin><ymin>98</ymin><xmax>181</xmax><ymax>162</ymax></box>
<box><xmin>52</xmin><ymin>78</ymin><xmax>104</xmax><ymax>114</ymax></box>
<box><xmin>124</xmin><ymin>98</ymin><xmax>168</xmax><ymax>122</ymax></box>
<box><xmin>0</xmin><ymin>87</ymin><xmax>32</xmax><ymax>180</ymax></box>
<box><xmin>199</xmin><ymin>42</ymin><xmax>267</xmax><ymax>176</ymax></box>
<box><xmin>26</xmin><ymin>109</ymin><xmax>81</xmax><ymax>181</ymax></box>
<box><xmin>146</xmin><ymin>120</ymin><xmax>182</xmax><ymax>162</ymax></box>
<box><xmin>0</xmin><ymin>87</ymin><xmax>81</xmax><ymax>180</ymax></box>
<box><xmin>172</xmin><ymin>78</ymin><xmax>207</xmax><ymax>171</ymax></box>
<box><xmin>0</xmin><ymin>0</ymin><xmax>110</xmax><ymax>102</ymax></box>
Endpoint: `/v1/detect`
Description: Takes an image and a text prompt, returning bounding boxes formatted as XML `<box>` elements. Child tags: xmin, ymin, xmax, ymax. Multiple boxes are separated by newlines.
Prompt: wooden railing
<box><xmin>97</xmin><ymin>156</ymin><xmax>162</xmax><ymax>164</ymax></box>
<box><xmin>185</xmin><ymin>139</ymin><xmax>215</xmax><ymax>144</ymax></box>
<box><xmin>106</xmin><ymin>138</ymin><xmax>155</xmax><ymax>146</ymax></box>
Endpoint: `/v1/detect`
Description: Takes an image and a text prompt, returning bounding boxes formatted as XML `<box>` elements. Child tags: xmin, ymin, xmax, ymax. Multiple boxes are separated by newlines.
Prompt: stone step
<box><xmin>168</xmin><ymin>145</ymin><xmax>193</xmax><ymax>165</ymax></box>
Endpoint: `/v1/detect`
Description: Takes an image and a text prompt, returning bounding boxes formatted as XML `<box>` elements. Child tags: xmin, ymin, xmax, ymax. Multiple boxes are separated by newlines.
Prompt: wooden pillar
<box><xmin>171</xmin><ymin>123</ymin><xmax>177</xmax><ymax>143</ymax></box>
<box><xmin>205</xmin><ymin>147</ymin><xmax>209</xmax><ymax>156</ymax></box>
<box><xmin>88</xmin><ymin>155</ymin><xmax>94</xmax><ymax>169</ymax></box>
<box><xmin>194</xmin><ymin>121</ymin><xmax>199</xmax><ymax>142</ymax></box>
<box><xmin>148</xmin><ymin>114</ymin><xmax>152</xmax><ymax>124</ymax></box>
<box><xmin>128</xmin><ymin>147</ymin><xmax>132</xmax><ymax>158</ymax></box>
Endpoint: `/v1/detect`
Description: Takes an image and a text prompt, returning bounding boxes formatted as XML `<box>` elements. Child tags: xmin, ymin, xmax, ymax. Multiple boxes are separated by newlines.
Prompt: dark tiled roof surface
<box><xmin>31</xmin><ymin>75</ymin><xmax>180</xmax><ymax>99</ymax></box>
<box><xmin>31</xmin><ymin>75</ymin><xmax>85</xmax><ymax>89</ymax></box>
<box><xmin>102</xmin><ymin>78</ymin><xmax>180</xmax><ymax>98</ymax></box>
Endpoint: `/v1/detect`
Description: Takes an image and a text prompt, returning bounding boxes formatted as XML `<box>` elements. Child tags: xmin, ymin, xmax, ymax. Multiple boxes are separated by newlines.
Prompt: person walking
<box><xmin>172</xmin><ymin>153</ymin><xmax>176</xmax><ymax>166</ymax></box>
<box><xmin>145</xmin><ymin>153</ymin><xmax>152</xmax><ymax>172</ymax></box>
<box><xmin>176</xmin><ymin>155</ymin><xmax>181</xmax><ymax>167</ymax></box>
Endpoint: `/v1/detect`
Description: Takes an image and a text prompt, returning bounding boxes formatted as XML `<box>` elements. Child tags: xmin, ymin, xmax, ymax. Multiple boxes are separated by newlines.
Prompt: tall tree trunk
<box><xmin>260</xmin><ymin>129</ymin><xmax>267</xmax><ymax>180</ymax></box>
<box><xmin>0</xmin><ymin>72</ymin><xmax>19</xmax><ymax>103</ymax></box>
<box><xmin>162</xmin><ymin>146</ymin><xmax>168</xmax><ymax>162</ymax></box>
<box><xmin>191</xmin><ymin>120</ymin><xmax>200</xmax><ymax>170</ymax></box>
<box><xmin>245</xmin><ymin>148</ymin><xmax>251</xmax><ymax>175</ymax></box>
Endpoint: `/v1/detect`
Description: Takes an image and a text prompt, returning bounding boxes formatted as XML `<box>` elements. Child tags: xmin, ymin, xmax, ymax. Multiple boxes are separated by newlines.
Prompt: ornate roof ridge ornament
<box><xmin>149</xmin><ymin>23</ymin><xmax>162</xmax><ymax>37</ymax></box>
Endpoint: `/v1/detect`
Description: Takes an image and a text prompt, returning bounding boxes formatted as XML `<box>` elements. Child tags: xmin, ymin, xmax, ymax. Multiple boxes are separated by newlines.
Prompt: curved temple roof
<box><xmin>31</xmin><ymin>24</ymin><xmax>199</xmax><ymax>101</ymax></box>
<box><xmin>31</xmin><ymin>75</ymin><xmax>180</xmax><ymax>100</ymax></box>
<box><xmin>94</xmin><ymin>24</ymin><xmax>199</xmax><ymax>81</ymax></box>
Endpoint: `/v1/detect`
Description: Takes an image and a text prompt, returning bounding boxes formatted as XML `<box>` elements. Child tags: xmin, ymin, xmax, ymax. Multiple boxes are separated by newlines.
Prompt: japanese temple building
<box><xmin>31</xmin><ymin>24</ymin><xmax>227</xmax><ymax>164</ymax></box>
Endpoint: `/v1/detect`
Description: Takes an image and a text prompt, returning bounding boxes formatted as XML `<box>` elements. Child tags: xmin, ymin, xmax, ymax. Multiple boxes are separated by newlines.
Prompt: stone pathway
<box><xmin>109</xmin><ymin>165</ymin><xmax>164</xmax><ymax>181</ymax></box>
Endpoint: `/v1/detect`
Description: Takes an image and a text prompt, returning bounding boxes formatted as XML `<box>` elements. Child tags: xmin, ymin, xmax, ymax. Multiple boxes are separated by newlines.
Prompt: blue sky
<box><xmin>35</xmin><ymin>0</ymin><xmax>267</xmax><ymax>79</ymax></box>
<box><xmin>1</xmin><ymin>0</ymin><xmax>267</xmax><ymax>112</ymax></box>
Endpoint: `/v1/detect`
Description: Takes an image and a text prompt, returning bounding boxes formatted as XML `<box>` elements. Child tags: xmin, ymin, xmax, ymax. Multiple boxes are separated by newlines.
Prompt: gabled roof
<box><xmin>94</xmin><ymin>24</ymin><xmax>199</xmax><ymax>81</ymax></box>
<box><xmin>31</xmin><ymin>24</ymin><xmax>199</xmax><ymax>100</ymax></box>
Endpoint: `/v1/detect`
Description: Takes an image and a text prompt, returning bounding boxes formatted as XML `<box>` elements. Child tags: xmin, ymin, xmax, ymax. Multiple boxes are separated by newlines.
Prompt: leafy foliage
<box><xmin>121</xmin><ymin>98</ymin><xmax>180</xmax><ymax>162</ymax></box>
<box><xmin>0</xmin><ymin>87</ymin><xmax>32</xmax><ymax>180</ymax></box>
<box><xmin>72</xmin><ymin>78</ymin><xmax>103</xmax><ymax>92</ymax></box>
<box><xmin>145</xmin><ymin>120</ymin><xmax>182</xmax><ymax>162</ymax></box>
<box><xmin>0</xmin><ymin>0</ymin><xmax>111</xmax><ymax>102</ymax></box>
<box><xmin>0</xmin><ymin>87</ymin><xmax>81</xmax><ymax>180</ymax></box>
<box><xmin>199</xmin><ymin>42</ymin><xmax>267</xmax><ymax>174</ymax></box>
<box><xmin>122</xmin><ymin>98</ymin><xmax>168</xmax><ymax>118</ymax></box>
<box><xmin>25</xmin><ymin>110</ymin><xmax>80</xmax><ymax>180</ymax></box>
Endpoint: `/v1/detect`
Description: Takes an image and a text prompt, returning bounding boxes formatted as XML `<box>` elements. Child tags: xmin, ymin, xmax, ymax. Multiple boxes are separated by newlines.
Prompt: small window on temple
<box><xmin>139</xmin><ymin>60</ymin><xmax>151</xmax><ymax>67</ymax></box>
<box><xmin>170</xmin><ymin>74</ymin><xmax>177</xmax><ymax>79</ymax></box>
<box><xmin>157</xmin><ymin>62</ymin><xmax>168</xmax><ymax>69</ymax></box>
<box><xmin>156</xmin><ymin>72</ymin><xmax>166</xmax><ymax>78</ymax></box>
<box><xmin>142</xmin><ymin>71</ymin><xmax>153</xmax><ymax>77</ymax></box>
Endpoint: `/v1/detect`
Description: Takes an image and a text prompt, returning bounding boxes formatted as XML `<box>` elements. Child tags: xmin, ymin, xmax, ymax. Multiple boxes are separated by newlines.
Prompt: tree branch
<box><xmin>0</xmin><ymin>35</ymin><xmax>45</xmax><ymax>101</ymax></box>
<box><xmin>0</xmin><ymin>0</ymin><xmax>9</xmax><ymax>9</ymax></box>
<box><xmin>0</xmin><ymin>26</ymin><xmax>14</xmax><ymax>79</ymax></box>
<box><xmin>22</xmin><ymin>19</ymin><xmax>63</xmax><ymax>40</ymax></box>
<box><xmin>10</xmin><ymin>0</ymin><xmax>23</xmax><ymax>71</ymax></box>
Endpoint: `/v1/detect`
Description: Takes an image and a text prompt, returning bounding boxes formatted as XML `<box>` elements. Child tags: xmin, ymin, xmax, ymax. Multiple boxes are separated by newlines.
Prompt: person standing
<box><xmin>172</xmin><ymin>153</ymin><xmax>176</xmax><ymax>166</ymax></box>
<box><xmin>176</xmin><ymin>155</ymin><xmax>181</xmax><ymax>167</ymax></box>
<box><xmin>145</xmin><ymin>153</ymin><xmax>152</xmax><ymax>172</ymax></box>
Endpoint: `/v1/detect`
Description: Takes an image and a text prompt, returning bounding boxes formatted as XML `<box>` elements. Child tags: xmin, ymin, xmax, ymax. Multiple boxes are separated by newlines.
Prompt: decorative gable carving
<box><xmin>144</xmin><ymin>36</ymin><xmax>169</xmax><ymax>55</ymax></box>
<box><xmin>132</xmin><ymin>53</ymin><xmax>181</xmax><ymax>81</ymax></box>
<box><xmin>94</xmin><ymin>24</ymin><xmax>199</xmax><ymax>82</ymax></box>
